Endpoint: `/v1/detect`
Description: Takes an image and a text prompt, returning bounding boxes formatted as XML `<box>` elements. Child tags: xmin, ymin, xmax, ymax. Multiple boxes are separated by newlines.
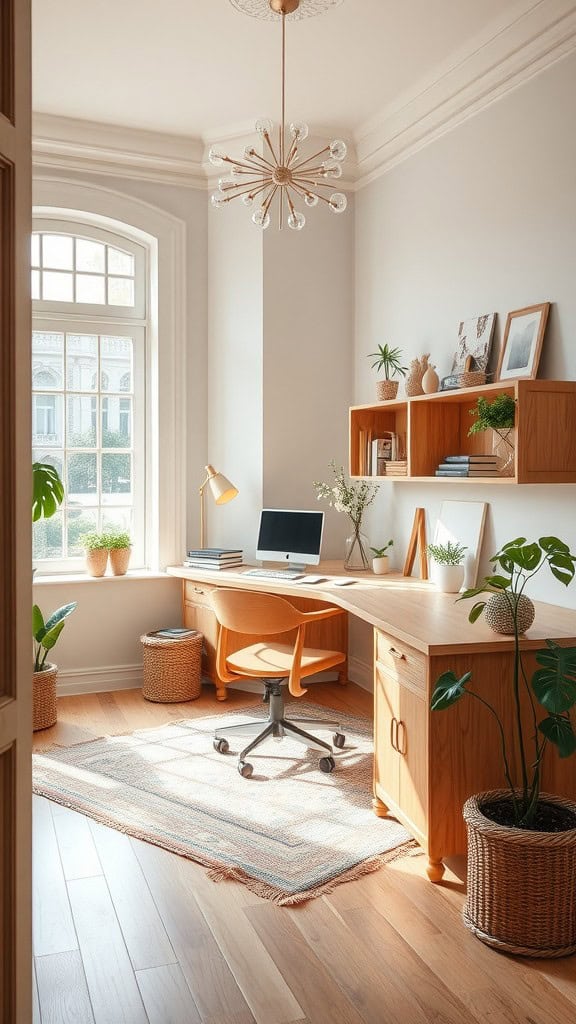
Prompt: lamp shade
<box><xmin>205</xmin><ymin>465</ymin><xmax>238</xmax><ymax>505</ymax></box>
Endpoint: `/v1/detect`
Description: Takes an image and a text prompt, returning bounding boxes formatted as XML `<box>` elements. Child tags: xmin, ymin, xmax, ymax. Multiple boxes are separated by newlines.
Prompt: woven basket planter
<box><xmin>463</xmin><ymin>790</ymin><xmax>576</xmax><ymax>958</ymax></box>
<box><xmin>376</xmin><ymin>380</ymin><xmax>399</xmax><ymax>401</ymax></box>
<box><xmin>141</xmin><ymin>631</ymin><xmax>203</xmax><ymax>703</ymax></box>
<box><xmin>109</xmin><ymin>547</ymin><xmax>131</xmax><ymax>576</ymax></box>
<box><xmin>458</xmin><ymin>370</ymin><xmax>487</xmax><ymax>388</ymax></box>
<box><xmin>85</xmin><ymin>549</ymin><xmax>108</xmax><ymax>577</ymax></box>
<box><xmin>33</xmin><ymin>664</ymin><xmax>58</xmax><ymax>731</ymax></box>
<box><xmin>485</xmin><ymin>593</ymin><xmax>535</xmax><ymax>635</ymax></box>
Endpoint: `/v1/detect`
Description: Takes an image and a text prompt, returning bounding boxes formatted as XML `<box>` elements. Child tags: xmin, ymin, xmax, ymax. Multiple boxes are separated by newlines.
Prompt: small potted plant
<box><xmin>371</xmin><ymin>540</ymin><xmax>393</xmax><ymax>575</ymax></box>
<box><xmin>368</xmin><ymin>344</ymin><xmax>407</xmax><ymax>401</ymax></box>
<box><xmin>80</xmin><ymin>531</ymin><xmax>109</xmax><ymax>577</ymax></box>
<box><xmin>105</xmin><ymin>529</ymin><xmax>132</xmax><ymax>576</ymax></box>
<box><xmin>431</xmin><ymin>535</ymin><xmax>576</xmax><ymax>957</ymax></box>
<box><xmin>468</xmin><ymin>394</ymin><xmax>516</xmax><ymax>475</ymax></box>
<box><xmin>427</xmin><ymin>541</ymin><xmax>467</xmax><ymax>593</ymax></box>
<box><xmin>33</xmin><ymin>601</ymin><xmax>77</xmax><ymax>730</ymax></box>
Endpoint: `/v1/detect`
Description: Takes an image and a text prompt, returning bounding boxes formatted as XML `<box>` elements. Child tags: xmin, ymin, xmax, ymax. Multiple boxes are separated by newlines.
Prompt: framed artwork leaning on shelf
<box><xmin>497</xmin><ymin>302</ymin><xmax>550</xmax><ymax>381</ymax></box>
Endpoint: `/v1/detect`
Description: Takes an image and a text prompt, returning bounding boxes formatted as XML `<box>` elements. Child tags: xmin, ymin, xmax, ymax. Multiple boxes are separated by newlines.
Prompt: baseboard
<box><xmin>348</xmin><ymin>654</ymin><xmax>373</xmax><ymax>693</ymax></box>
<box><xmin>57</xmin><ymin>663</ymin><xmax>144</xmax><ymax>696</ymax></box>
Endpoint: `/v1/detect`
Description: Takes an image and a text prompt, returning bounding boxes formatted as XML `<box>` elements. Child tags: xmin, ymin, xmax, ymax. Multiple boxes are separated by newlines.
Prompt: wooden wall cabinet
<box><xmin>350</xmin><ymin>379</ymin><xmax>576</xmax><ymax>484</ymax></box>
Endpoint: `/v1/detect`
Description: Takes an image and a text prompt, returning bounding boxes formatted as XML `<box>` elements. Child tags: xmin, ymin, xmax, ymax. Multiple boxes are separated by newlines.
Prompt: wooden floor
<box><xmin>32</xmin><ymin>683</ymin><xmax>576</xmax><ymax>1024</ymax></box>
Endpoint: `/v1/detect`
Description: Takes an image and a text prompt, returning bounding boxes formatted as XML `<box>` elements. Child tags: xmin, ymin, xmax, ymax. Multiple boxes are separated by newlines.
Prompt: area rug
<box><xmin>32</xmin><ymin>702</ymin><xmax>414</xmax><ymax>904</ymax></box>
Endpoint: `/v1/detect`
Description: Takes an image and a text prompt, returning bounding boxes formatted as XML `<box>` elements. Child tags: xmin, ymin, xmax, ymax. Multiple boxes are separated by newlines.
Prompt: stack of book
<box><xmin>383</xmin><ymin>460</ymin><xmax>408</xmax><ymax>477</ymax></box>
<box><xmin>435</xmin><ymin>455</ymin><xmax>499</xmax><ymax>478</ymax></box>
<box><xmin>183</xmin><ymin>548</ymin><xmax>243</xmax><ymax>570</ymax></box>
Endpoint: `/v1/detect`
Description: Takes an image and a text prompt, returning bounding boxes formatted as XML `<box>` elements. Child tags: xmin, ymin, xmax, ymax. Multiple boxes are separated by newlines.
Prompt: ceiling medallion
<box><xmin>228</xmin><ymin>0</ymin><xmax>343</xmax><ymax>20</ymax></box>
<box><xmin>210</xmin><ymin>0</ymin><xmax>347</xmax><ymax>231</ymax></box>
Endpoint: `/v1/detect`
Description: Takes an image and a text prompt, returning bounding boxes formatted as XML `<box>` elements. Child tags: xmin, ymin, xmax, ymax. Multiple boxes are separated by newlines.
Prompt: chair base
<box><xmin>214</xmin><ymin>679</ymin><xmax>343</xmax><ymax>769</ymax></box>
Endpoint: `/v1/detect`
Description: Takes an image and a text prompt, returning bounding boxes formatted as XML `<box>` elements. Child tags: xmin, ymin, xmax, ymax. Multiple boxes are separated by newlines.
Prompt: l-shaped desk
<box><xmin>167</xmin><ymin>562</ymin><xmax>576</xmax><ymax>881</ymax></box>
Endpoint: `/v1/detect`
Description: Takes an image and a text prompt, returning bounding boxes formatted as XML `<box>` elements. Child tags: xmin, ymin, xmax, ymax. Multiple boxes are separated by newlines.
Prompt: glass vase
<box><xmin>492</xmin><ymin>427</ymin><xmax>515</xmax><ymax>476</ymax></box>
<box><xmin>344</xmin><ymin>526</ymin><xmax>370</xmax><ymax>571</ymax></box>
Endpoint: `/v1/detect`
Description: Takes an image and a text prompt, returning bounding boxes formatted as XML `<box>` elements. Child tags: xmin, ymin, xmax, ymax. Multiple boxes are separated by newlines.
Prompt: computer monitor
<box><xmin>256</xmin><ymin>509</ymin><xmax>324</xmax><ymax>571</ymax></box>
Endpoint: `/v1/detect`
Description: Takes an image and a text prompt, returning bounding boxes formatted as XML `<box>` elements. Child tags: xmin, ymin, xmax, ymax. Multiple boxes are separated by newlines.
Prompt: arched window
<box><xmin>32</xmin><ymin>220</ymin><xmax>147</xmax><ymax>571</ymax></box>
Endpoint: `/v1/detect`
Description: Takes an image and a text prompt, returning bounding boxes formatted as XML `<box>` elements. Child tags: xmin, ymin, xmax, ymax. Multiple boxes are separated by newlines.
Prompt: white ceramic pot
<box><xmin>431</xmin><ymin>562</ymin><xmax>465</xmax><ymax>594</ymax></box>
<box><xmin>372</xmin><ymin>556</ymin><xmax>389</xmax><ymax>575</ymax></box>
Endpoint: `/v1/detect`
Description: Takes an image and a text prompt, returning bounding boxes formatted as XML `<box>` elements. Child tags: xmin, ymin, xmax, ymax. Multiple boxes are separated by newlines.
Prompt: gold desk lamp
<box><xmin>199</xmin><ymin>465</ymin><xmax>238</xmax><ymax>549</ymax></box>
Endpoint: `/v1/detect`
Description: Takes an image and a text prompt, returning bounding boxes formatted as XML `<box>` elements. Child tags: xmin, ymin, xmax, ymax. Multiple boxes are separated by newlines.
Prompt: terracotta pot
<box><xmin>485</xmin><ymin>592</ymin><xmax>535</xmax><ymax>634</ymax></box>
<box><xmin>85</xmin><ymin>548</ymin><xmax>108</xmax><ymax>577</ymax></box>
<box><xmin>430</xmin><ymin>562</ymin><xmax>464</xmax><ymax>594</ymax></box>
<box><xmin>463</xmin><ymin>790</ymin><xmax>576</xmax><ymax>957</ymax></box>
<box><xmin>376</xmin><ymin>380</ymin><xmax>399</xmax><ymax>401</ymax></box>
<box><xmin>33</xmin><ymin>663</ymin><xmax>58</xmax><ymax>731</ymax></box>
<box><xmin>109</xmin><ymin>547</ymin><xmax>131</xmax><ymax>576</ymax></box>
<box><xmin>372</xmin><ymin>556</ymin><xmax>389</xmax><ymax>575</ymax></box>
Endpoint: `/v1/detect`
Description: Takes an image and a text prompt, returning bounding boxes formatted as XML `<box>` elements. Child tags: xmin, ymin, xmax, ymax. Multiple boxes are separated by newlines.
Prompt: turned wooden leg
<box><xmin>426</xmin><ymin>857</ymin><xmax>445</xmax><ymax>883</ymax></box>
<box><xmin>372</xmin><ymin>796</ymin><xmax>389</xmax><ymax>818</ymax></box>
<box><xmin>338</xmin><ymin>664</ymin><xmax>348</xmax><ymax>686</ymax></box>
<box><xmin>216</xmin><ymin>686</ymin><xmax>228</xmax><ymax>701</ymax></box>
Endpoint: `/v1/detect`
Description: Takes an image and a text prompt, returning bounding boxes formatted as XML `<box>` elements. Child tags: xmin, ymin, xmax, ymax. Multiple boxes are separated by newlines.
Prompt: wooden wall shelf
<box><xmin>349</xmin><ymin>379</ymin><xmax>576</xmax><ymax>485</ymax></box>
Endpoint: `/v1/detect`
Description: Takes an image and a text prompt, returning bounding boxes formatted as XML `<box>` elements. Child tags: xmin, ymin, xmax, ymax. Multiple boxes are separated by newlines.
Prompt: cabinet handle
<box><xmin>397</xmin><ymin>720</ymin><xmax>407</xmax><ymax>755</ymax></box>
<box><xmin>388</xmin><ymin>647</ymin><xmax>406</xmax><ymax>661</ymax></box>
<box><xmin>390</xmin><ymin>716</ymin><xmax>399</xmax><ymax>752</ymax></box>
<box><xmin>193</xmin><ymin>586</ymin><xmax>204</xmax><ymax>595</ymax></box>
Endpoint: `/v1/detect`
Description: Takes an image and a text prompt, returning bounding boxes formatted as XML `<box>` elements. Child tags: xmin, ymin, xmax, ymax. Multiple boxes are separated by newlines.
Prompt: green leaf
<box><xmin>504</xmin><ymin>543</ymin><xmax>541</xmax><ymax>571</ymax></box>
<box><xmin>32</xmin><ymin>605</ymin><xmax>45</xmax><ymax>641</ymax></box>
<box><xmin>539</xmin><ymin>715</ymin><xmax>576</xmax><ymax>758</ymax></box>
<box><xmin>32</xmin><ymin>462</ymin><xmax>64</xmax><ymax>522</ymax></box>
<box><xmin>532</xmin><ymin>643</ymin><xmax>576</xmax><ymax>712</ymax></box>
<box><xmin>548</xmin><ymin>552</ymin><xmax>576</xmax><ymax>587</ymax></box>
<box><xmin>431</xmin><ymin>671</ymin><xmax>471</xmax><ymax>711</ymax></box>
<box><xmin>539</xmin><ymin>536</ymin><xmax>570</xmax><ymax>554</ymax></box>
<box><xmin>482</xmin><ymin>575</ymin><xmax>511</xmax><ymax>590</ymax></box>
<box><xmin>468</xmin><ymin>601</ymin><xmax>487</xmax><ymax>624</ymax></box>
<box><xmin>40</xmin><ymin>619</ymin><xmax>66</xmax><ymax>652</ymax></box>
<box><xmin>501</xmin><ymin>538</ymin><xmax>527</xmax><ymax>550</ymax></box>
<box><xmin>43</xmin><ymin>602</ymin><xmax>77</xmax><ymax>633</ymax></box>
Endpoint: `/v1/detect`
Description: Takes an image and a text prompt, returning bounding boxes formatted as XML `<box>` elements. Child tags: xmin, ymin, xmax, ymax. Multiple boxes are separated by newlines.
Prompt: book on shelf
<box><xmin>443</xmin><ymin>455</ymin><xmax>497</xmax><ymax>464</ymax></box>
<box><xmin>186</xmin><ymin>547</ymin><xmax>242</xmax><ymax>558</ymax></box>
<box><xmin>435</xmin><ymin>468</ymin><xmax>500</xmax><ymax>477</ymax></box>
<box><xmin>183</xmin><ymin>559</ymin><xmax>243</xmax><ymax>570</ymax></box>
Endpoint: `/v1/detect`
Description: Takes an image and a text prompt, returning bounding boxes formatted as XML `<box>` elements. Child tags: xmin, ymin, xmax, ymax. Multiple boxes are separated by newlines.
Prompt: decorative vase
<box><xmin>372</xmin><ymin>555</ymin><xmax>389</xmax><ymax>575</ymax></box>
<box><xmin>376</xmin><ymin>380</ymin><xmax>399</xmax><ymax>402</ymax></box>
<box><xmin>463</xmin><ymin>790</ymin><xmax>576</xmax><ymax>957</ymax></box>
<box><xmin>485</xmin><ymin>592</ymin><xmax>535</xmax><ymax>634</ymax></box>
<box><xmin>109</xmin><ymin>547</ymin><xmax>131</xmax><ymax>576</ymax></box>
<box><xmin>430</xmin><ymin>562</ymin><xmax>465</xmax><ymax>594</ymax></box>
<box><xmin>33</xmin><ymin>663</ymin><xmax>58</xmax><ymax>731</ymax></box>
<box><xmin>344</xmin><ymin>527</ymin><xmax>370</xmax><ymax>571</ymax></box>
<box><xmin>85</xmin><ymin>548</ymin><xmax>108</xmax><ymax>577</ymax></box>
<box><xmin>422</xmin><ymin>365</ymin><xmax>439</xmax><ymax>394</ymax></box>
<box><xmin>492</xmin><ymin>427</ymin><xmax>515</xmax><ymax>476</ymax></box>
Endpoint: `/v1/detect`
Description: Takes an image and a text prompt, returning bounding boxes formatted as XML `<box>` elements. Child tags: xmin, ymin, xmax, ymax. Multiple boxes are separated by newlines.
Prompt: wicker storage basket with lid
<box><xmin>141</xmin><ymin>629</ymin><xmax>203</xmax><ymax>702</ymax></box>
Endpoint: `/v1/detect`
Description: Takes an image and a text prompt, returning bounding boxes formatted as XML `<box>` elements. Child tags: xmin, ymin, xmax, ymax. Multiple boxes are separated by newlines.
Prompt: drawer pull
<box><xmin>193</xmin><ymin>586</ymin><xmax>205</xmax><ymax>595</ymax></box>
<box><xmin>397</xmin><ymin>720</ymin><xmax>407</xmax><ymax>755</ymax></box>
<box><xmin>389</xmin><ymin>647</ymin><xmax>406</xmax><ymax>661</ymax></box>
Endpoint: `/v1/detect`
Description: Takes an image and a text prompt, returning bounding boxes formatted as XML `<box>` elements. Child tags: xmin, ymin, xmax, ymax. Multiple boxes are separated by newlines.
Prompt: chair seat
<box><xmin>226</xmin><ymin>641</ymin><xmax>345</xmax><ymax>678</ymax></box>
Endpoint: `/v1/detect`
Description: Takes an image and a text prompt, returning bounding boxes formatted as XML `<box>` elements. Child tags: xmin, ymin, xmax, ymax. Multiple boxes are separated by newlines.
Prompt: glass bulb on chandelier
<box><xmin>304</xmin><ymin>193</ymin><xmax>319</xmax><ymax>207</ymax></box>
<box><xmin>290</xmin><ymin>121</ymin><xmax>309</xmax><ymax>141</ymax></box>
<box><xmin>208</xmin><ymin>147</ymin><xmax>224</xmax><ymax>166</ymax></box>
<box><xmin>255</xmin><ymin>118</ymin><xmax>274</xmax><ymax>137</ymax></box>
<box><xmin>242</xmin><ymin>194</ymin><xmax>255</xmax><ymax>206</ymax></box>
<box><xmin>211</xmin><ymin>191</ymin><xmax>226</xmax><ymax>209</ymax></box>
<box><xmin>288</xmin><ymin>211</ymin><xmax>306</xmax><ymax>230</ymax></box>
<box><xmin>321</xmin><ymin>160</ymin><xmax>342</xmax><ymax>178</ymax></box>
<box><xmin>252</xmin><ymin>208</ymin><xmax>271</xmax><ymax>229</ymax></box>
<box><xmin>329</xmin><ymin>192</ymin><xmax>347</xmax><ymax>214</ymax></box>
<box><xmin>330</xmin><ymin>139</ymin><xmax>347</xmax><ymax>161</ymax></box>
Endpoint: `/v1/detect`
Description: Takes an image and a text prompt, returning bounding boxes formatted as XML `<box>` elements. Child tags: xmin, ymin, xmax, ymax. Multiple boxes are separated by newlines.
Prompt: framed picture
<box><xmin>451</xmin><ymin>313</ymin><xmax>496</xmax><ymax>373</ymax></box>
<box><xmin>497</xmin><ymin>303</ymin><xmax>550</xmax><ymax>381</ymax></box>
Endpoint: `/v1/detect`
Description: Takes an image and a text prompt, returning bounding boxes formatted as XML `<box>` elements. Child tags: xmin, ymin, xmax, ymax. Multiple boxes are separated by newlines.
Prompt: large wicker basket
<box><xmin>463</xmin><ymin>790</ymin><xmax>576</xmax><ymax>958</ymax></box>
<box><xmin>33</xmin><ymin>664</ymin><xmax>58</xmax><ymax>731</ymax></box>
<box><xmin>141</xmin><ymin>630</ymin><xmax>203</xmax><ymax>703</ymax></box>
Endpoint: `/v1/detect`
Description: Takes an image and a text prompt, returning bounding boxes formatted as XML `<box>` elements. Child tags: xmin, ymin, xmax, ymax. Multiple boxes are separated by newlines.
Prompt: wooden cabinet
<box><xmin>350</xmin><ymin>379</ymin><xmax>576</xmax><ymax>484</ymax></box>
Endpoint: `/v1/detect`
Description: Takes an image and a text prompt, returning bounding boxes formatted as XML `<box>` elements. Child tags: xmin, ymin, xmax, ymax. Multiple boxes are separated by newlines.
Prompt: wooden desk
<box><xmin>167</xmin><ymin>562</ymin><xmax>576</xmax><ymax>880</ymax></box>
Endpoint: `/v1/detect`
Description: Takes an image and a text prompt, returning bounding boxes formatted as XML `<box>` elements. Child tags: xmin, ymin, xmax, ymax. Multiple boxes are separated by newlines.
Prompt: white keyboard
<box><xmin>243</xmin><ymin>569</ymin><xmax>303</xmax><ymax>580</ymax></box>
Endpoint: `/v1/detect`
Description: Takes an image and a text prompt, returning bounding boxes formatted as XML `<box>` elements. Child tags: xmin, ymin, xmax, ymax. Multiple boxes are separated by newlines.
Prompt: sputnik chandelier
<box><xmin>209</xmin><ymin>0</ymin><xmax>347</xmax><ymax>231</ymax></box>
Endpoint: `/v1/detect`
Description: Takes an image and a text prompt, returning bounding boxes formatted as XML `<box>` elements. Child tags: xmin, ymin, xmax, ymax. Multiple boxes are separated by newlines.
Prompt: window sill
<box><xmin>33</xmin><ymin>570</ymin><xmax>173</xmax><ymax>585</ymax></box>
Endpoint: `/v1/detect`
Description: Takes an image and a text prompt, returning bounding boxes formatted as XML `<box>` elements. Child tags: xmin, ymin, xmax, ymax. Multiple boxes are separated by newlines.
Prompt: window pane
<box><xmin>102</xmin><ymin>453</ymin><xmax>132</xmax><ymax>503</ymax></box>
<box><xmin>103</xmin><ymin>396</ymin><xmax>131</xmax><ymax>448</ymax></box>
<box><xmin>108</xmin><ymin>277</ymin><xmax>134</xmax><ymax>306</ymax></box>
<box><xmin>31</xmin><ymin>233</ymin><xmax>40</xmax><ymax>267</ymax></box>
<box><xmin>31</xmin><ymin>270</ymin><xmax>40</xmax><ymax>299</ymax></box>
<box><xmin>102</xmin><ymin>508</ymin><xmax>132</xmax><ymax>533</ymax></box>
<box><xmin>43</xmin><ymin>270</ymin><xmax>73</xmax><ymax>302</ymax></box>
<box><xmin>76</xmin><ymin>274</ymin><xmax>105</xmax><ymax>304</ymax></box>
<box><xmin>33</xmin><ymin>511</ymin><xmax>63</xmax><ymax>560</ymax></box>
<box><xmin>32</xmin><ymin>450</ymin><xmax>63</xmax><ymax>481</ymax></box>
<box><xmin>108</xmin><ymin>247</ymin><xmax>134</xmax><ymax>276</ymax></box>
<box><xmin>67</xmin><ymin>452</ymin><xmax>98</xmax><ymax>505</ymax></box>
<box><xmin>32</xmin><ymin>332</ymin><xmax>64</xmax><ymax>390</ymax></box>
<box><xmin>76</xmin><ymin>238</ymin><xmax>105</xmax><ymax>273</ymax></box>
<box><xmin>67</xmin><ymin>395</ymin><xmax>96</xmax><ymax>447</ymax></box>
<box><xmin>66</xmin><ymin>335</ymin><xmax>98</xmax><ymax>392</ymax></box>
<box><xmin>42</xmin><ymin>234</ymin><xmax>73</xmax><ymax>270</ymax></box>
<box><xmin>67</xmin><ymin>508</ymin><xmax>98</xmax><ymax>556</ymax></box>
<box><xmin>101</xmin><ymin>336</ymin><xmax>133</xmax><ymax>392</ymax></box>
<box><xmin>32</xmin><ymin>394</ymin><xmax>63</xmax><ymax>447</ymax></box>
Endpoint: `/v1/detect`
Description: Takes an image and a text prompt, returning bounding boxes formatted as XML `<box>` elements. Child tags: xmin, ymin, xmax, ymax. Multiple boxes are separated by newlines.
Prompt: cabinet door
<box><xmin>398</xmin><ymin>685</ymin><xmax>428</xmax><ymax>840</ymax></box>
<box><xmin>183</xmin><ymin>601</ymin><xmax>218</xmax><ymax>680</ymax></box>
<box><xmin>374</xmin><ymin>663</ymin><xmax>400</xmax><ymax>807</ymax></box>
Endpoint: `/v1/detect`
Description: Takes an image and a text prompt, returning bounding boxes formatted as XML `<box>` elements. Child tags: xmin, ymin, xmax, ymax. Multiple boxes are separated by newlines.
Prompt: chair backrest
<box><xmin>210</xmin><ymin>588</ymin><xmax>304</xmax><ymax>636</ymax></box>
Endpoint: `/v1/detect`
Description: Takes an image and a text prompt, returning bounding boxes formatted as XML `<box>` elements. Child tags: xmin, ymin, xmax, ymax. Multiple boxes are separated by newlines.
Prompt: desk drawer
<box><xmin>375</xmin><ymin>629</ymin><xmax>426</xmax><ymax>695</ymax></box>
<box><xmin>184</xmin><ymin>580</ymin><xmax>216</xmax><ymax>607</ymax></box>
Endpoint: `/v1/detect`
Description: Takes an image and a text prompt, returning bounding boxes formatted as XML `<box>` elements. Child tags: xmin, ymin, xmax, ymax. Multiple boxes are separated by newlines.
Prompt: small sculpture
<box><xmin>422</xmin><ymin>363</ymin><xmax>440</xmax><ymax>394</ymax></box>
<box><xmin>405</xmin><ymin>354</ymin><xmax>430</xmax><ymax>397</ymax></box>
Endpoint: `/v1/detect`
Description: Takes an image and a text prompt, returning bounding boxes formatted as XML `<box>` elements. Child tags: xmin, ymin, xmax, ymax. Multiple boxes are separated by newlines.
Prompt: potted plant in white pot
<box><xmin>105</xmin><ymin>529</ymin><xmax>132</xmax><ymax>576</ymax></box>
<box><xmin>431</xmin><ymin>535</ymin><xmax>576</xmax><ymax>957</ymax></box>
<box><xmin>33</xmin><ymin>601</ymin><xmax>77</xmax><ymax>731</ymax></box>
<box><xmin>368</xmin><ymin>344</ymin><xmax>407</xmax><ymax>401</ymax></box>
<box><xmin>468</xmin><ymin>393</ymin><xmax>516</xmax><ymax>476</ymax></box>
<box><xmin>80</xmin><ymin>531</ymin><xmax>109</xmax><ymax>577</ymax></box>
<box><xmin>371</xmin><ymin>540</ymin><xmax>393</xmax><ymax>575</ymax></box>
<box><xmin>427</xmin><ymin>541</ymin><xmax>467</xmax><ymax>593</ymax></box>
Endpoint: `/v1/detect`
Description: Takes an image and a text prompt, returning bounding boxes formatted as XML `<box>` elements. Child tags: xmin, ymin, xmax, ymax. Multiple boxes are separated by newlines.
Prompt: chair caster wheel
<box><xmin>333</xmin><ymin>732</ymin><xmax>345</xmax><ymax>749</ymax></box>
<box><xmin>213</xmin><ymin>738</ymin><xmax>229</xmax><ymax>754</ymax></box>
<box><xmin>238</xmin><ymin>760</ymin><xmax>253</xmax><ymax>778</ymax></box>
<box><xmin>319</xmin><ymin>756</ymin><xmax>335</xmax><ymax>773</ymax></box>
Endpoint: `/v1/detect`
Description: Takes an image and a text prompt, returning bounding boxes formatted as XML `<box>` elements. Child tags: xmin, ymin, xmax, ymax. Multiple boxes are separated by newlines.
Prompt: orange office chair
<box><xmin>210</xmin><ymin>589</ymin><xmax>347</xmax><ymax>778</ymax></box>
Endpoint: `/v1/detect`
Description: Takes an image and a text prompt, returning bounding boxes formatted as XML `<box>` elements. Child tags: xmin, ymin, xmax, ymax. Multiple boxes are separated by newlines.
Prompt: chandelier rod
<box><xmin>281</xmin><ymin>12</ymin><xmax>286</xmax><ymax>166</ymax></box>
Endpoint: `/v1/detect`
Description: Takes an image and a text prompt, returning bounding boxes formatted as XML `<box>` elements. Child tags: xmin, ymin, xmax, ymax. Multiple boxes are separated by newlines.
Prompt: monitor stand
<box><xmin>287</xmin><ymin>562</ymin><xmax>307</xmax><ymax>572</ymax></box>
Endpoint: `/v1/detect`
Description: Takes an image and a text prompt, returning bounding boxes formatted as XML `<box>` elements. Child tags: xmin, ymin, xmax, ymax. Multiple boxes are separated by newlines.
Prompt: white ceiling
<box><xmin>32</xmin><ymin>0</ymin><xmax>532</xmax><ymax>141</ymax></box>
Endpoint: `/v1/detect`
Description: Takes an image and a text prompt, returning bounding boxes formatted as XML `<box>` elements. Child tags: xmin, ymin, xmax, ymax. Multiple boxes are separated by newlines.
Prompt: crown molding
<box><xmin>353</xmin><ymin>0</ymin><xmax>576</xmax><ymax>189</ymax></box>
<box><xmin>32</xmin><ymin>113</ymin><xmax>206</xmax><ymax>188</ymax></box>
